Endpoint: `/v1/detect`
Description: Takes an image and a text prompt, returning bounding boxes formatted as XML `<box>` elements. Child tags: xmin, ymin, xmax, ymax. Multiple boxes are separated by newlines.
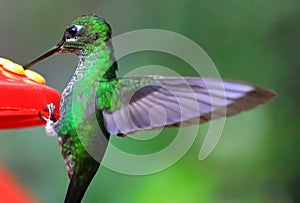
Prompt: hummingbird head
<box><xmin>24</xmin><ymin>15</ymin><xmax>112</xmax><ymax>69</ymax></box>
<box><xmin>60</xmin><ymin>15</ymin><xmax>112</xmax><ymax>52</ymax></box>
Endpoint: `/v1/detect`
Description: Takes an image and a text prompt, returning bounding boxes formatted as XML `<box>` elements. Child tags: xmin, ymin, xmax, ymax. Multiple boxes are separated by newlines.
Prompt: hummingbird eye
<box><xmin>65</xmin><ymin>25</ymin><xmax>79</xmax><ymax>39</ymax></box>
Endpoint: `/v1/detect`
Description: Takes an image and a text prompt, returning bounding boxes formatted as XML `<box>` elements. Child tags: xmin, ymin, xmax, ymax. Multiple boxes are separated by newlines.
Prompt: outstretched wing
<box><xmin>100</xmin><ymin>76</ymin><xmax>275</xmax><ymax>135</ymax></box>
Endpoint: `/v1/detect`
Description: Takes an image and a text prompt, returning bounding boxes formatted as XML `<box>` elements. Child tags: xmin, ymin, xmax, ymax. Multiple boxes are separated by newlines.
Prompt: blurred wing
<box><xmin>102</xmin><ymin>76</ymin><xmax>275</xmax><ymax>135</ymax></box>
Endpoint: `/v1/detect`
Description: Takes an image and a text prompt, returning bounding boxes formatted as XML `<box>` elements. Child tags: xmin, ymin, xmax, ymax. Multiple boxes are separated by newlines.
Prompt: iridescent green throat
<box><xmin>57</xmin><ymin>40</ymin><xmax>117</xmax><ymax>135</ymax></box>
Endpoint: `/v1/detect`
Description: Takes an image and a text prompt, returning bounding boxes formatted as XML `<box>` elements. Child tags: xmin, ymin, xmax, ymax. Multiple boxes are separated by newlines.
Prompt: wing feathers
<box><xmin>102</xmin><ymin>77</ymin><xmax>275</xmax><ymax>135</ymax></box>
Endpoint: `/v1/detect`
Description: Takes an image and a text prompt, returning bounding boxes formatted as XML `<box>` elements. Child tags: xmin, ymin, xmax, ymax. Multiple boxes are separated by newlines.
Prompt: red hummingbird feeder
<box><xmin>0</xmin><ymin>57</ymin><xmax>60</xmax><ymax>202</ymax></box>
<box><xmin>0</xmin><ymin>58</ymin><xmax>60</xmax><ymax>129</ymax></box>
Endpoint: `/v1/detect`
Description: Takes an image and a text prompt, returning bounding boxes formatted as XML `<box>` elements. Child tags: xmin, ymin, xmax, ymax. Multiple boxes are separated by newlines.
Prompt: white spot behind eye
<box><xmin>75</xmin><ymin>25</ymin><xmax>84</xmax><ymax>31</ymax></box>
<box><xmin>66</xmin><ymin>38</ymin><xmax>77</xmax><ymax>42</ymax></box>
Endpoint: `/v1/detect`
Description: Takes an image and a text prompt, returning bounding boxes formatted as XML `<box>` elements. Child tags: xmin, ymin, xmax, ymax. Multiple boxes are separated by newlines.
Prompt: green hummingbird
<box><xmin>24</xmin><ymin>15</ymin><xmax>276</xmax><ymax>203</ymax></box>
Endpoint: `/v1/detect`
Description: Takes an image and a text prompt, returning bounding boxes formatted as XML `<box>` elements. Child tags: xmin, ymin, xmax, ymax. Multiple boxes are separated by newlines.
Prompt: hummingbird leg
<box><xmin>38</xmin><ymin>103</ymin><xmax>58</xmax><ymax>137</ymax></box>
<box><xmin>38</xmin><ymin>103</ymin><xmax>56</xmax><ymax>122</ymax></box>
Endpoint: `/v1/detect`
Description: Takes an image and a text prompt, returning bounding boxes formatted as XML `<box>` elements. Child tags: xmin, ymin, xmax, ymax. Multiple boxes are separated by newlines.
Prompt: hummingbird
<box><xmin>24</xmin><ymin>15</ymin><xmax>276</xmax><ymax>203</ymax></box>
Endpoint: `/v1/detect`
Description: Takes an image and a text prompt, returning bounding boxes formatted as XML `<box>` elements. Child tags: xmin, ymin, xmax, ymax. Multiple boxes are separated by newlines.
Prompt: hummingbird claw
<box><xmin>38</xmin><ymin>111</ymin><xmax>47</xmax><ymax>122</ymax></box>
<box><xmin>39</xmin><ymin>103</ymin><xmax>56</xmax><ymax>122</ymax></box>
<box><xmin>39</xmin><ymin>103</ymin><xmax>58</xmax><ymax>137</ymax></box>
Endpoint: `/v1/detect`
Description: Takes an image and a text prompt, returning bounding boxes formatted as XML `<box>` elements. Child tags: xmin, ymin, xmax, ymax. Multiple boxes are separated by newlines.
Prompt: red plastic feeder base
<box><xmin>0</xmin><ymin>58</ymin><xmax>60</xmax><ymax>129</ymax></box>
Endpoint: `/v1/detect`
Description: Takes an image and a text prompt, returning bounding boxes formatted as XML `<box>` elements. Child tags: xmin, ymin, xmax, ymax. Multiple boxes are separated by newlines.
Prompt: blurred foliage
<box><xmin>0</xmin><ymin>0</ymin><xmax>299</xmax><ymax>202</ymax></box>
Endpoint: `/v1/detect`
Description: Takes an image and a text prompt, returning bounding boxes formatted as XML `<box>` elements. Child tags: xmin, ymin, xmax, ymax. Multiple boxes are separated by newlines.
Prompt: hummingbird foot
<box><xmin>38</xmin><ymin>103</ymin><xmax>58</xmax><ymax>137</ymax></box>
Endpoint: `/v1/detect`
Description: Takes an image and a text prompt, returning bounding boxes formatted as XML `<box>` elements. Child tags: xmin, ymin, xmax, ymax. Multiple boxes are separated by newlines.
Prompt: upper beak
<box><xmin>23</xmin><ymin>41</ymin><xmax>64</xmax><ymax>70</ymax></box>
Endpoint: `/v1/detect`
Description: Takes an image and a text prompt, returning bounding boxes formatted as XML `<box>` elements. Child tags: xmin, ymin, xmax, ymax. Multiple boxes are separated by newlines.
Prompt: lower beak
<box><xmin>23</xmin><ymin>43</ymin><xmax>63</xmax><ymax>70</ymax></box>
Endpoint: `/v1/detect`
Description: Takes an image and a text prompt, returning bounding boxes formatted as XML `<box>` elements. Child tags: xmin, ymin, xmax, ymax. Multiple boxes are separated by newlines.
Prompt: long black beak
<box><xmin>23</xmin><ymin>42</ymin><xmax>63</xmax><ymax>70</ymax></box>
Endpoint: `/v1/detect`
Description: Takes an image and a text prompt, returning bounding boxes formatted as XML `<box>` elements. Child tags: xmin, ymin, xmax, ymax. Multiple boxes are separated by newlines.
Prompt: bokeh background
<box><xmin>0</xmin><ymin>0</ymin><xmax>298</xmax><ymax>202</ymax></box>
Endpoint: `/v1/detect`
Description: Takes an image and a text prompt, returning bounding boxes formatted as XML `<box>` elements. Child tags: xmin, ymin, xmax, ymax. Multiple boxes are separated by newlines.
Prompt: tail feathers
<box><xmin>64</xmin><ymin>162</ymin><xmax>100</xmax><ymax>203</ymax></box>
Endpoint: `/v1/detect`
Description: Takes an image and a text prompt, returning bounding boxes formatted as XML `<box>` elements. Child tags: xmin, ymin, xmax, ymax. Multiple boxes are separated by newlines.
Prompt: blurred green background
<box><xmin>0</xmin><ymin>0</ymin><xmax>298</xmax><ymax>202</ymax></box>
